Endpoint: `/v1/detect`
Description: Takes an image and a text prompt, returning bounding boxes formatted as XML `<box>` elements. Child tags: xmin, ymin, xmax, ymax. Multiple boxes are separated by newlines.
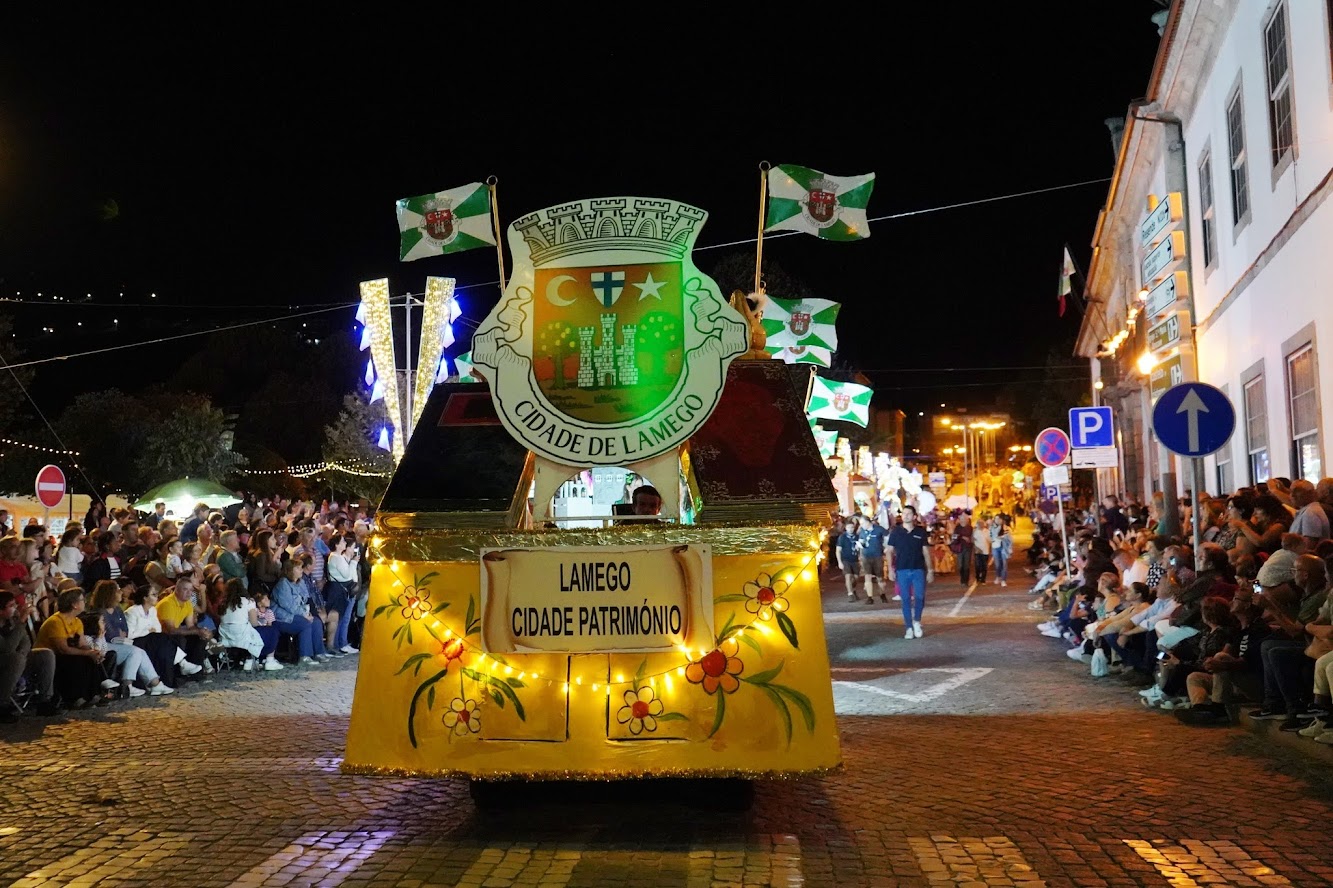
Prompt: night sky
<box><xmin>0</xmin><ymin>8</ymin><xmax>1165</xmax><ymax>425</ymax></box>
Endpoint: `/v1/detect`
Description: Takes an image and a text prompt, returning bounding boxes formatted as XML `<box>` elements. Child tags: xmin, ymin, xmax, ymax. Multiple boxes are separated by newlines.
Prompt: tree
<box><xmin>54</xmin><ymin>389</ymin><xmax>152</xmax><ymax>495</ymax></box>
<box><xmin>637</xmin><ymin>311</ymin><xmax>681</xmax><ymax>380</ymax></box>
<box><xmin>536</xmin><ymin>320</ymin><xmax>579</xmax><ymax>388</ymax></box>
<box><xmin>322</xmin><ymin>393</ymin><xmax>394</xmax><ymax>503</ymax></box>
<box><xmin>134</xmin><ymin>391</ymin><xmax>247</xmax><ymax>489</ymax></box>
<box><xmin>707</xmin><ymin>252</ymin><xmax>818</xmax><ymax>303</ymax></box>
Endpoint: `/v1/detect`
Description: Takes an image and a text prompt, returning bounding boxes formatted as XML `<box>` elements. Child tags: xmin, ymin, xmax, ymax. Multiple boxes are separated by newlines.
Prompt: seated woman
<box><xmin>272</xmin><ymin>558</ymin><xmax>330</xmax><ymax>665</ymax></box>
<box><xmin>34</xmin><ymin>587</ymin><xmax>108</xmax><ymax>708</ymax></box>
<box><xmin>89</xmin><ymin>580</ymin><xmax>172</xmax><ymax>697</ymax></box>
<box><xmin>1153</xmin><ymin>596</ymin><xmax>1239</xmax><ymax>710</ymax></box>
<box><xmin>125</xmin><ymin>587</ymin><xmax>202</xmax><ymax>687</ymax></box>
<box><xmin>1182</xmin><ymin>588</ymin><xmax>1270</xmax><ymax>721</ymax></box>
<box><xmin>217</xmin><ymin>577</ymin><xmax>282</xmax><ymax>671</ymax></box>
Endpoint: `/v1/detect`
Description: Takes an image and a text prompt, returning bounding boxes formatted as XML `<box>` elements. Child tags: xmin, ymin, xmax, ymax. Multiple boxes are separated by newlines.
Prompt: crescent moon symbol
<box><xmin>545</xmin><ymin>274</ymin><xmax>577</xmax><ymax>306</ymax></box>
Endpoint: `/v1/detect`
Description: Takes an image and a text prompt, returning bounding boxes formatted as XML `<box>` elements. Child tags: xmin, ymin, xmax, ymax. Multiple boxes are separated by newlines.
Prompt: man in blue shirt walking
<box><xmin>858</xmin><ymin>516</ymin><xmax>889</xmax><ymax>605</ymax></box>
<box><xmin>888</xmin><ymin>505</ymin><xmax>934</xmax><ymax>638</ymax></box>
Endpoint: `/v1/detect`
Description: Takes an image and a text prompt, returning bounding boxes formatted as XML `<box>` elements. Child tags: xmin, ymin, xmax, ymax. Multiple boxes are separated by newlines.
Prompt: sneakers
<box><xmin>892</xmin><ymin>594</ymin><xmax>902</xmax><ymax>602</ymax></box>
<box><xmin>1315</xmin><ymin>731</ymin><xmax>1333</xmax><ymax>745</ymax></box>
<box><xmin>340</xmin><ymin>645</ymin><xmax>359</xmax><ymax>654</ymax></box>
<box><xmin>263</xmin><ymin>656</ymin><xmax>284</xmax><ymax>671</ymax></box>
<box><xmin>127</xmin><ymin>685</ymin><xmax>146</xmax><ymax>698</ymax></box>
<box><xmin>1297</xmin><ymin>717</ymin><xmax>1328</xmax><ymax>738</ymax></box>
<box><xmin>1160</xmin><ymin>698</ymin><xmax>1190</xmax><ymax>711</ymax></box>
<box><xmin>202</xmin><ymin>659</ymin><xmax>215</xmax><ymax>674</ymax></box>
<box><xmin>300</xmin><ymin>656</ymin><xmax>320</xmax><ymax>666</ymax></box>
<box><xmin>1279</xmin><ymin>714</ymin><xmax>1314</xmax><ymax>732</ymax></box>
<box><xmin>322</xmin><ymin>650</ymin><xmax>344</xmax><ymax>659</ymax></box>
<box><xmin>180</xmin><ymin>661</ymin><xmax>203</xmax><ymax>676</ymax></box>
<box><xmin>1000</xmin><ymin>580</ymin><xmax>1007</xmax><ymax>587</ymax></box>
<box><xmin>1039</xmin><ymin>627</ymin><xmax>1063</xmax><ymax>638</ymax></box>
<box><xmin>904</xmin><ymin>628</ymin><xmax>914</xmax><ymax>639</ymax></box>
<box><xmin>242</xmin><ymin>658</ymin><xmax>256</xmax><ymax>672</ymax></box>
<box><xmin>880</xmin><ymin>593</ymin><xmax>889</xmax><ymax>604</ymax></box>
<box><xmin>1247</xmin><ymin>706</ymin><xmax>1288</xmax><ymax>721</ymax></box>
<box><xmin>1138</xmin><ymin>685</ymin><xmax>1163</xmax><ymax>699</ymax></box>
<box><xmin>912</xmin><ymin>621</ymin><xmax>923</xmax><ymax>639</ymax></box>
<box><xmin>1036</xmin><ymin>620</ymin><xmax>1057</xmax><ymax>632</ymax></box>
<box><xmin>149</xmin><ymin>683</ymin><xmax>174</xmax><ymax>696</ymax></box>
<box><xmin>847</xmin><ymin>591</ymin><xmax>857</xmax><ymax>601</ymax></box>
<box><xmin>100</xmin><ymin>679</ymin><xmax>120</xmax><ymax>691</ymax></box>
<box><xmin>1065</xmin><ymin>646</ymin><xmax>1086</xmax><ymax>661</ymax></box>
<box><xmin>863</xmin><ymin>596</ymin><xmax>875</xmax><ymax>605</ymax></box>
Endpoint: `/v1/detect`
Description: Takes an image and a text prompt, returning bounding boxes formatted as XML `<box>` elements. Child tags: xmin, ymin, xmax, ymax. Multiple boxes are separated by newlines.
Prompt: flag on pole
<box><xmin>1058</xmin><ymin>247</ymin><xmax>1076</xmax><ymax>317</ymax></box>
<box><xmin>766</xmin><ymin>344</ymin><xmax>833</xmax><ymax>367</ymax></box>
<box><xmin>811</xmin><ymin>424</ymin><xmax>838</xmax><ymax>458</ymax></box>
<box><xmin>453</xmin><ymin>351</ymin><xmax>481</xmax><ymax>383</ymax></box>
<box><xmin>396</xmin><ymin>183</ymin><xmax>496</xmax><ymax>261</ymax></box>
<box><xmin>761</xmin><ymin>296</ymin><xmax>840</xmax><ymax>350</ymax></box>
<box><xmin>765</xmin><ymin>164</ymin><xmax>875</xmax><ymax>241</ymax></box>
<box><xmin>806</xmin><ymin>377</ymin><xmax>873</xmax><ymax>427</ymax></box>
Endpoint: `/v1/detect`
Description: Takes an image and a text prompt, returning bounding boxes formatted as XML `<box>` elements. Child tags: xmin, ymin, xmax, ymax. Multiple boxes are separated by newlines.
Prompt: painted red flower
<box><xmin>439</xmin><ymin>637</ymin><xmax>465</xmax><ymax>662</ymax></box>
<box><xmin>743</xmin><ymin>572</ymin><xmax>790</xmax><ymax>621</ymax></box>
<box><xmin>616</xmin><ymin>686</ymin><xmax>665</xmax><ymax>735</ymax></box>
<box><xmin>685</xmin><ymin>638</ymin><xmax>743</xmax><ymax>694</ymax></box>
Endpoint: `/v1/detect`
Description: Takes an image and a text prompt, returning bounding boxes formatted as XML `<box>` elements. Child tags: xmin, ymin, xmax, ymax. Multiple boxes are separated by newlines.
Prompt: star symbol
<box><xmin>634</xmin><ymin>272</ymin><xmax>666</xmax><ymax>301</ymax></box>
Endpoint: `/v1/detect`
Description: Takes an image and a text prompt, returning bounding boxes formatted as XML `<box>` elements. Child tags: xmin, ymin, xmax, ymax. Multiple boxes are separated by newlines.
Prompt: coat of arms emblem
<box><xmin>788</xmin><ymin>311</ymin><xmax>811</xmax><ymax>336</ymax></box>
<box><xmin>832</xmin><ymin>393</ymin><xmax>851</xmax><ymax>413</ymax></box>
<box><xmin>422</xmin><ymin>197</ymin><xmax>456</xmax><ymax>243</ymax></box>
<box><xmin>471</xmin><ymin>197</ymin><xmax>749</xmax><ymax>466</ymax></box>
<box><xmin>803</xmin><ymin>177</ymin><xmax>839</xmax><ymax>227</ymax></box>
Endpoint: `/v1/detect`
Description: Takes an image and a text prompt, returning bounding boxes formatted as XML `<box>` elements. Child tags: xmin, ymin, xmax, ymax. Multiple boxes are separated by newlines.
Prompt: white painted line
<box><xmin>948</xmin><ymin>583</ymin><xmax>977</xmax><ymax>617</ymax></box>
<box><xmin>1124</xmin><ymin>839</ymin><xmax>1293</xmax><ymax>887</ymax></box>
<box><xmin>226</xmin><ymin>831</ymin><xmax>393</xmax><ymax>888</ymax></box>
<box><xmin>834</xmin><ymin>667</ymin><xmax>992</xmax><ymax>703</ymax></box>
<box><xmin>910</xmin><ymin>835</ymin><xmax>1045</xmax><ymax>885</ymax></box>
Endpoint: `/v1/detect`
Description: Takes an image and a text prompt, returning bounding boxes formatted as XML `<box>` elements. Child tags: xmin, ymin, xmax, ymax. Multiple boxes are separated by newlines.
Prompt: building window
<box><xmin>1244</xmin><ymin>376</ymin><xmax>1270</xmax><ymax>484</ymax></box>
<box><xmin>1265</xmin><ymin>3</ymin><xmax>1296</xmax><ymax>170</ymax></box>
<box><xmin>1287</xmin><ymin>344</ymin><xmax>1322</xmax><ymax>482</ymax></box>
<box><xmin>1227</xmin><ymin>86</ymin><xmax>1251</xmax><ymax>225</ymax></box>
<box><xmin>1216</xmin><ymin>457</ymin><xmax>1233</xmax><ymax>496</ymax></box>
<box><xmin>1198</xmin><ymin>150</ymin><xmax>1217</xmax><ymax>269</ymax></box>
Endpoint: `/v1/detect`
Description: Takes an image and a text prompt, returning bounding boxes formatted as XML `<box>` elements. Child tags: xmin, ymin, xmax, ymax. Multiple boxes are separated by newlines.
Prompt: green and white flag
<box><xmin>811</xmin><ymin>424</ymin><xmax>838</xmax><ymax>458</ymax></box>
<box><xmin>761</xmin><ymin>296</ymin><xmax>840</xmax><ymax>350</ymax></box>
<box><xmin>765</xmin><ymin>164</ymin><xmax>874</xmax><ymax>241</ymax></box>
<box><xmin>806</xmin><ymin>377</ymin><xmax>873</xmax><ymax>428</ymax></box>
<box><xmin>396</xmin><ymin>182</ymin><xmax>495</xmax><ymax>262</ymax></box>
<box><xmin>766</xmin><ymin>344</ymin><xmax>832</xmax><ymax>367</ymax></box>
<box><xmin>453</xmin><ymin>351</ymin><xmax>481</xmax><ymax>382</ymax></box>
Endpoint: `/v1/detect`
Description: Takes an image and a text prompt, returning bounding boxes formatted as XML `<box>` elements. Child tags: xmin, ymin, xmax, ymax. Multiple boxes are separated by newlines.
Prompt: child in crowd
<box><xmin>166</xmin><ymin>538</ymin><xmax>184</xmax><ymax>579</ymax></box>
<box><xmin>218</xmin><ymin>578</ymin><xmax>282</xmax><ymax>671</ymax></box>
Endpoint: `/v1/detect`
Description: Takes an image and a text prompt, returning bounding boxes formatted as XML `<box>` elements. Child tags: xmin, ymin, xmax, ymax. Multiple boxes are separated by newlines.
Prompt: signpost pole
<box><xmin>1055</xmin><ymin>482</ymin><xmax>1069</xmax><ymax>573</ymax></box>
<box><xmin>1191</xmin><ymin>457</ymin><xmax>1205</xmax><ymax>571</ymax></box>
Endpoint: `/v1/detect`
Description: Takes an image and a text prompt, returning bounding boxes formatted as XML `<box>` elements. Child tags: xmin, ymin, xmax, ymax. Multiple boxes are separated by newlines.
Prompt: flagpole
<box><xmin>487</xmin><ymin>175</ymin><xmax>507</xmax><ymax>292</ymax></box>
<box><xmin>754</xmin><ymin>161</ymin><xmax>770</xmax><ymax>295</ymax></box>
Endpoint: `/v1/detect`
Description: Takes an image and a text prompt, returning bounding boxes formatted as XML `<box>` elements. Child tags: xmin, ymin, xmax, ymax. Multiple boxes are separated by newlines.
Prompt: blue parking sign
<box><xmin>1068</xmin><ymin>406</ymin><xmax>1114</xmax><ymax>448</ymax></box>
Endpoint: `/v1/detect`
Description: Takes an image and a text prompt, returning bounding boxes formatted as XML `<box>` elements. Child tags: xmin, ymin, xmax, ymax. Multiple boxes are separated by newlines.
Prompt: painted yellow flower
<box><xmin>442</xmin><ymin>697</ymin><xmax>480</xmax><ymax>736</ymax></box>
<box><xmin>685</xmin><ymin>638</ymin><xmax>743</xmax><ymax>695</ymax></box>
<box><xmin>742</xmin><ymin>573</ymin><xmax>790</xmax><ymax>621</ymax></box>
<box><xmin>616</xmin><ymin>686</ymin><xmax>665</xmax><ymax>735</ymax></box>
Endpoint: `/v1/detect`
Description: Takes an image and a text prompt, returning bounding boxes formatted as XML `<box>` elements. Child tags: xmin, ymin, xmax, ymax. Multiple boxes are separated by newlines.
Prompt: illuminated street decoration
<box><xmin>471</xmin><ymin>197</ymin><xmax>748</xmax><ymax>465</ymax></box>
<box><xmin>410</xmin><ymin>276</ymin><xmax>458</xmax><ymax>434</ymax></box>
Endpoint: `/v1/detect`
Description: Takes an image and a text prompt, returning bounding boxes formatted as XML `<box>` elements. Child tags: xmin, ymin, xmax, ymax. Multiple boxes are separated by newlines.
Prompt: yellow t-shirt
<box><xmin>35</xmin><ymin>612</ymin><xmax>85</xmax><ymax>651</ymax></box>
<box><xmin>156</xmin><ymin>595</ymin><xmax>195</xmax><ymax>631</ymax></box>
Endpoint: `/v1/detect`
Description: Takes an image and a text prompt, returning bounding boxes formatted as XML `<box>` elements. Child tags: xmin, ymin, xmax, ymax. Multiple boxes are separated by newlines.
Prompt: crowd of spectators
<box><xmin>0</xmin><ymin>495</ymin><xmax>373</xmax><ymax>722</ymax></box>
<box><xmin>1033</xmin><ymin>477</ymin><xmax>1333</xmax><ymax>742</ymax></box>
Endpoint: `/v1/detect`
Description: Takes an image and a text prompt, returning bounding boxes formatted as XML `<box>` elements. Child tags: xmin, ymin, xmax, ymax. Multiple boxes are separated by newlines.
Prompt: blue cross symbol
<box><xmin>590</xmin><ymin>270</ymin><xmax>625</xmax><ymax>307</ymax></box>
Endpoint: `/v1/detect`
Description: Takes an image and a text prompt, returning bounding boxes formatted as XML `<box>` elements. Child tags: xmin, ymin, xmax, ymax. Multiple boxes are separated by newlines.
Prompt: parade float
<box><xmin>342</xmin><ymin>196</ymin><xmax>842</xmax><ymax>797</ymax></box>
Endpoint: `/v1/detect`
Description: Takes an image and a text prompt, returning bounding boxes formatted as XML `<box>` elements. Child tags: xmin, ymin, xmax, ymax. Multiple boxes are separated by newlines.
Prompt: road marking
<box><xmin>910</xmin><ymin>835</ymin><xmax>1045</xmax><ymax>886</ymax></box>
<box><xmin>15</xmin><ymin>831</ymin><xmax>199</xmax><ymax>887</ymax></box>
<box><xmin>225</xmin><ymin>830</ymin><xmax>393</xmax><ymax>888</ymax></box>
<box><xmin>834</xmin><ymin>667</ymin><xmax>992</xmax><ymax>703</ymax></box>
<box><xmin>1124</xmin><ymin>839</ymin><xmax>1293</xmax><ymax>886</ymax></box>
<box><xmin>457</xmin><ymin>845</ymin><xmax>576</xmax><ymax>887</ymax></box>
<box><xmin>949</xmin><ymin>583</ymin><xmax>978</xmax><ymax>616</ymax></box>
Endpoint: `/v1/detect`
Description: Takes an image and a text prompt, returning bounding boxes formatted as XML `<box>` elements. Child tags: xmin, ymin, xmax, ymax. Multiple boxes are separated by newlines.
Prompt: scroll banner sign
<box><xmin>470</xmin><ymin>197</ymin><xmax>749</xmax><ymax>466</ymax></box>
<box><xmin>480</xmin><ymin>544</ymin><xmax>714</xmax><ymax>654</ymax></box>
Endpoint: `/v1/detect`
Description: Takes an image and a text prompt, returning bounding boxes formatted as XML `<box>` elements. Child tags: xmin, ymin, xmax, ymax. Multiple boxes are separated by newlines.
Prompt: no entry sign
<box><xmin>35</xmin><ymin>464</ymin><xmax>67</xmax><ymax>509</ymax></box>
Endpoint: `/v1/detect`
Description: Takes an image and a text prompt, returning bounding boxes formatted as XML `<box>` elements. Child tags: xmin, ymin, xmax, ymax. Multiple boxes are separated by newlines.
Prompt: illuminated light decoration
<box><xmin>0</xmin><ymin>437</ymin><xmax>80</xmax><ymax>456</ymax></box>
<box><xmin>369</xmin><ymin>378</ymin><xmax>385</xmax><ymax>404</ymax></box>
<box><xmin>377</xmin><ymin>427</ymin><xmax>392</xmax><ymax>451</ymax></box>
<box><xmin>359</xmin><ymin>327</ymin><xmax>372</xmax><ymax>351</ymax></box>
<box><xmin>434</xmin><ymin>356</ymin><xmax>450</xmax><ymax>385</ymax></box>
<box><xmin>364</xmin><ymin>357</ymin><xmax>375</xmax><ymax>386</ymax></box>
<box><xmin>355</xmin><ymin>301</ymin><xmax>367</xmax><ymax>324</ymax></box>
<box><xmin>409</xmin><ymin>276</ymin><xmax>457</xmax><ymax>436</ymax></box>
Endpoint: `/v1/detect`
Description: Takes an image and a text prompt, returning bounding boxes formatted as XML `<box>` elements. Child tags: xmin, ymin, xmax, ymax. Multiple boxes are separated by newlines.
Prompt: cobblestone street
<box><xmin>6</xmin><ymin>571</ymin><xmax>1333</xmax><ymax>887</ymax></box>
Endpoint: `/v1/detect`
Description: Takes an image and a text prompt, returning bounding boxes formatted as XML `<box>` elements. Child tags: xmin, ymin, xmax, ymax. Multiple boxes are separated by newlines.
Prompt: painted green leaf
<box><xmin>394</xmin><ymin>652</ymin><xmax>431</xmax><ymax>676</ymax></box>
<box><xmin>759</xmin><ymin>684</ymin><xmax>793</xmax><ymax>745</ymax></box>
<box><xmin>708</xmin><ymin>691</ymin><xmax>726</xmax><ymax>739</ymax></box>
<box><xmin>427</xmin><ymin>685</ymin><xmax>436</xmax><ymax>710</ymax></box>
<box><xmin>635</xmin><ymin>658</ymin><xmax>648</xmax><ymax>684</ymax></box>
<box><xmin>776</xmin><ymin>611</ymin><xmax>800</xmax><ymax>650</ymax></box>
<box><xmin>417</xmin><ymin>571</ymin><xmax>440</xmax><ymax>586</ymax></box>
<box><xmin>713</xmin><ymin>593</ymin><xmax>749</xmax><ymax>603</ymax></box>
<box><xmin>657</xmin><ymin>712</ymin><xmax>690</xmax><ymax>722</ymax></box>
<box><xmin>774</xmin><ymin>683</ymin><xmax>816</xmax><ymax>732</ymax></box>
<box><xmin>506</xmin><ymin>678</ymin><xmax>525</xmax><ymax>688</ymax></box>
<box><xmin>430</xmin><ymin>600</ymin><xmax>451</xmax><ymax>614</ymax></box>
<box><xmin>373</xmin><ymin>604</ymin><xmax>393</xmax><ymax>619</ymax></box>
<box><xmin>490</xmin><ymin>688</ymin><xmax>504</xmax><ymax>707</ymax></box>
<box><xmin>737</xmin><ymin>631</ymin><xmax>763</xmax><ymax>655</ymax></box>
<box><xmin>744</xmin><ymin>660</ymin><xmax>785</xmax><ymax>686</ymax></box>
<box><xmin>465</xmin><ymin>596</ymin><xmax>477</xmax><ymax>636</ymax></box>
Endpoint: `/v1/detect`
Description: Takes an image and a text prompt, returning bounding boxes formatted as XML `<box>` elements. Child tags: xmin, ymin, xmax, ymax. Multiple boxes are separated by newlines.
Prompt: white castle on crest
<box><xmin>576</xmin><ymin>313</ymin><xmax>638</xmax><ymax>388</ymax></box>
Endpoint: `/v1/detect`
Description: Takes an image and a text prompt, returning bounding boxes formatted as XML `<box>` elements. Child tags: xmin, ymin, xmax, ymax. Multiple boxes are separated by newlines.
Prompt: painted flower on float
<box><xmin>685</xmin><ymin>638</ymin><xmax>744</xmax><ymax>695</ymax></box>
<box><xmin>439</xmin><ymin>637</ymin><xmax>465</xmax><ymax>663</ymax></box>
<box><xmin>616</xmin><ymin>686</ymin><xmax>665</xmax><ymax>735</ymax></box>
<box><xmin>743</xmin><ymin>573</ymin><xmax>790</xmax><ymax>622</ymax></box>
<box><xmin>442</xmin><ymin>697</ymin><xmax>481</xmax><ymax>736</ymax></box>
<box><xmin>401</xmin><ymin>586</ymin><xmax>432</xmax><ymax>620</ymax></box>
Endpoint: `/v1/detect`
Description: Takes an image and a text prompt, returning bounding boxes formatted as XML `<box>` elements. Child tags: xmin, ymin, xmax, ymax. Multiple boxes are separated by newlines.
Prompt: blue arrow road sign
<box><xmin>1069</xmin><ymin>406</ymin><xmax>1114</xmax><ymax>448</ymax></box>
<box><xmin>1151</xmin><ymin>382</ymin><xmax>1236</xmax><ymax>457</ymax></box>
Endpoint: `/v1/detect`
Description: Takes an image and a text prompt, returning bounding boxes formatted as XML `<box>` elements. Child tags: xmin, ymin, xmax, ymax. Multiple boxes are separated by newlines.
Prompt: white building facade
<box><xmin>1081</xmin><ymin>0</ymin><xmax>1332</xmax><ymax>501</ymax></box>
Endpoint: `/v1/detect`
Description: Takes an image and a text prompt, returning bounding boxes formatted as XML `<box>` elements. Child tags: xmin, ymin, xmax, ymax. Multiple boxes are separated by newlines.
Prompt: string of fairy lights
<box><xmin>365</xmin><ymin>530</ymin><xmax>828</xmax><ymax>700</ymax></box>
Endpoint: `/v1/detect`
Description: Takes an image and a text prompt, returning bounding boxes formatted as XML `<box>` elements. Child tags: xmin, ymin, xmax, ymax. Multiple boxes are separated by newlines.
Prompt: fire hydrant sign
<box><xmin>479</xmin><ymin>544</ymin><xmax>713</xmax><ymax>654</ymax></box>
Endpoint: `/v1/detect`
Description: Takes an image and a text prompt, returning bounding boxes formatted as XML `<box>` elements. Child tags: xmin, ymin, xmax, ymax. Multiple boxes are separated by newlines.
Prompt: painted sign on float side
<box><xmin>470</xmin><ymin>198</ymin><xmax>749</xmax><ymax>466</ymax></box>
<box><xmin>479</xmin><ymin>544</ymin><xmax>713</xmax><ymax>654</ymax></box>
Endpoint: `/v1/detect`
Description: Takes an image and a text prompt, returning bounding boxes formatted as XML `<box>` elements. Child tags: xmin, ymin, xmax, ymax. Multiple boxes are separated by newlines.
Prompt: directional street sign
<box><xmin>1034</xmin><ymin>427</ymin><xmax>1071</xmax><ymax>468</ymax></box>
<box><xmin>1140</xmin><ymin>192</ymin><xmax>1183</xmax><ymax>247</ymax></box>
<box><xmin>1149</xmin><ymin>352</ymin><xmax>1187</xmax><ymax>400</ymax></box>
<box><xmin>1141</xmin><ymin>230</ymin><xmax>1186</xmax><ymax>283</ymax></box>
<box><xmin>35</xmin><ymin>464</ymin><xmax>67</xmax><ymax>509</ymax></box>
<box><xmin>1151</xmin><ymin>382</ymin><xmax>1236</xmax><ymax>458</ymax></box>
<box><xmin>1146</xmin><ymin>311</ymin><xmax>1185</xmax><ymax>355</ymax></box>
<box><xmin>1068</xmin><ymin>406</ymin><xmax>1114</xmax><ymax>448</ymax></box>
<box><xmin>1145</xmin><ymin>271</ymin><xmax>1189</xmax><ymax>319</ymax></box>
